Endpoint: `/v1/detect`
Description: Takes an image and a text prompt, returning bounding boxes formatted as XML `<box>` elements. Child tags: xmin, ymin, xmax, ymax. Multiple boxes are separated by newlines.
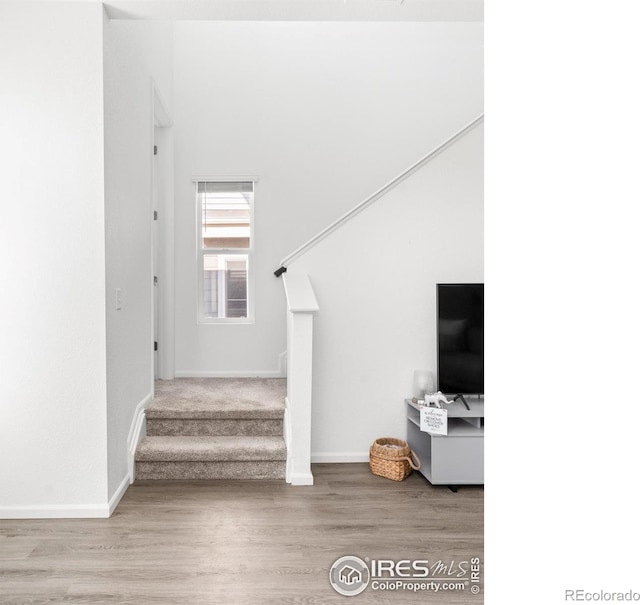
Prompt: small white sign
<box><xmin>420</xmin><ymin>406</ymin><xmax>448</xmax><ymax>436</ymax></box>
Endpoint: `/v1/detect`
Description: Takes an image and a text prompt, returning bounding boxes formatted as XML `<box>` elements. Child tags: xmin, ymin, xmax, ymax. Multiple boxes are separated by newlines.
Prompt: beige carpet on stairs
<box><xmin>135</xmin><ymin>378</ymin><xmax>287</xmax><ymax>481</ymax></box>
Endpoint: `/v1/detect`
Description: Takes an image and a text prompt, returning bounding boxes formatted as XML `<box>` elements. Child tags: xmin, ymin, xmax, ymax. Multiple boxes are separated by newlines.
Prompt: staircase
<box><xmin>135</xmin><ymin>378</ymin><xmax>287</xmax><ymax>480</ymax></box>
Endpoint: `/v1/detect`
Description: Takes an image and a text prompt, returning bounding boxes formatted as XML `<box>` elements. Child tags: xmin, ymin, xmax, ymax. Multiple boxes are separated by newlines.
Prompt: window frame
<box><xmin>194</xmin><ymin>176</ymin><xmax>257</xmax><ymax>324</ymax></box>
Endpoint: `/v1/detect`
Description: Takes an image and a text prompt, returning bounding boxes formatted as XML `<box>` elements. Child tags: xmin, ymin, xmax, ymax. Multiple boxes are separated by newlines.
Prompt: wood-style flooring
<box><xmin>0</xmin><ymin>464</ymin><xmax>483</xmax><ymax>604</ymax></box>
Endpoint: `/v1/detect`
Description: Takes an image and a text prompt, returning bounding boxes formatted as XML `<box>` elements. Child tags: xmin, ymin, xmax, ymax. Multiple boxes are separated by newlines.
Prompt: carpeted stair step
<box><xmin>146</xmin><ymin>377</ymin><xmax>285</xmax><ymax>437</ymax></box>
<box><xmin>146</xmin><ymin>417</ymin><xmax>283</xmax><ymax>437</ymax></box>
<box><xmin>135</xmin><ymin>435</ymin><xmax>286</xmax><ymax>480</ymax></box>
<box><xmin>136</xmin><ymin>436</ymin><xmax>287</xmax><ymax>462</ymax></box>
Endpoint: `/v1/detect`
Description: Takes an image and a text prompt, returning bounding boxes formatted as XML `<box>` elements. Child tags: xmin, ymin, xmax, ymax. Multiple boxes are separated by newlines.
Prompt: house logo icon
<box><xmin>329</xmin><ymin>556</ymin><xmax>370</xmax><ymax>596</ymax></box>
<box><xmin>339</xmin><ymin>565</ymin><xmax>362</xmax><ymax>586</ymax></box>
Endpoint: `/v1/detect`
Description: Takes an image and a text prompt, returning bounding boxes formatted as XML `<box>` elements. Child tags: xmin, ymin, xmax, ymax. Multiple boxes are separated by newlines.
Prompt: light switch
<box><xmin>115</xmin><ymin>288</ymin><xmax>122</xmax><ymax>310</ymax></box>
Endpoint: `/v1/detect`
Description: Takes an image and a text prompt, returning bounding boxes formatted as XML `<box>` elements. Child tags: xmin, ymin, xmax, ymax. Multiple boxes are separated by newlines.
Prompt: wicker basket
<box><xmin>369</xmin><ymin>437</ymin><xmax>421</xmax><ymax>481</ymax></box>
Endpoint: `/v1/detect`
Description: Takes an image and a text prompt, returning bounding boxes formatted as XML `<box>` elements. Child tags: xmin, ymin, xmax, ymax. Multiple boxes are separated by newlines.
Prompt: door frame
<box><xmin>151</xmin><ymin>79</ymin><xmax>174</xmax><ymax>385</ymax></box>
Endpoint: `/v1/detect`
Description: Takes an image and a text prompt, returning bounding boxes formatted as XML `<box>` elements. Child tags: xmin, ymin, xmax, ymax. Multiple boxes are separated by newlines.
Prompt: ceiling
<box><xmin>103</xmin><ymin>0</ymin><xmax>483</xmax><ymax>22</ymax></box>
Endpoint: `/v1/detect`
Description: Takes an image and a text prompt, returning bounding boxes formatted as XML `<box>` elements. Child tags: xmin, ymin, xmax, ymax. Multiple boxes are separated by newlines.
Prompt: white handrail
<box><xmin>275</xmin><ymin>113</ymin><xmax>484</xmax><ymax>275</ymax></box>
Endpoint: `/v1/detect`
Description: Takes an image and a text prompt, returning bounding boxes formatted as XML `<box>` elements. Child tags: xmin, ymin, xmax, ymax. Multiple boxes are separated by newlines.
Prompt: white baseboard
<box><xmin>175</xmin><ymin>370</ymin><xmax>284</xmax><ymax>378</ymax></box>
<box><xmin>127</xmin><ymin>392</ymin><xmax>153</xmax><ymax>483</ymax></box>
<box><xmin>311</xmin><ymin>452</ymin><xmax>370</xmax><ymax>463</ymax></box>
<box><xmin>278</xmin><ymin>351</ymin><xmax>287</xmax><ymax>376</ymax></box>
<box><xmin>0</xmin><ymin>503</ymin><xmax>110</xmax><ymax>519</ymax></box>
<box><xmin>108</xmin><ymin>474</ymin><xmax>130</xmax><ymax>516</ymax></box>
<box><xmin>288</xmin><ymin>472</ymin><xmax>314</xmax><ymax>486</ymax></box>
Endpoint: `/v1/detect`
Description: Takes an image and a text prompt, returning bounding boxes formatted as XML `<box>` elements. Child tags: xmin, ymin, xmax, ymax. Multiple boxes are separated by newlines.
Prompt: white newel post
<box><xmin>282</xmin><ymin>274</ymin><xmax>319</xmax><ymax>486</ymax></box>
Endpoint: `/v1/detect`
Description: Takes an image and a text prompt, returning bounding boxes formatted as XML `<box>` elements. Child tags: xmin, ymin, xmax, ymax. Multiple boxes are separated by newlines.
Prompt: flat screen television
<box><xmin>437</xmin><ymin>283</ymin><xmax>484</xmax><ymax>396</ymax></box>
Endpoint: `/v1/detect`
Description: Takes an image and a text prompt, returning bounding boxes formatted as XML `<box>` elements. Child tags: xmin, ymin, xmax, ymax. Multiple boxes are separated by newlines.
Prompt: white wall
<box><xmin>290</xmin><ymin>123</ymin><xmax>484</xmax><ymax>461</ymax></box>
<box><xmin>172</xmin><ymin>21</ymin><xmax>483</xmax><ymax>375</ymax></box>
<box><xmin>0</xmin><ymin>3</ymin><xmax>109</xmax><ymax>516</ymax></box>
<box><xmin>103</xmin><ymin>18</ymin><xmax>173</xmax><ymax>497</ymax></box>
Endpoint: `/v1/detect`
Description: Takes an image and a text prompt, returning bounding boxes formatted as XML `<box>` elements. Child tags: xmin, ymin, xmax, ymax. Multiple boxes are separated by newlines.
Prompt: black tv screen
<box><xmin>437</xmin><ymin>283</ymin><xmax>484</xmax><ymax>395</ymax></box>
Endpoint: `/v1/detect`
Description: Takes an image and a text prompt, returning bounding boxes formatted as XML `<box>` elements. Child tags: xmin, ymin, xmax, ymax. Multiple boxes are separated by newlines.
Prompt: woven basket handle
<box><xmin>370</xmin><ymin>445</ymin><xmax>422</xmax><ymax>471</ymax></box>
<box><xmin>404</xmin><ymin>450</ymin><xmax>421</xmax><ymax>471</ymax></box>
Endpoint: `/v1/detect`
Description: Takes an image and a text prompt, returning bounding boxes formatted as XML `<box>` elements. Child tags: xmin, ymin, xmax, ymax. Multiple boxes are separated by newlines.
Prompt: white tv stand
<box><xmin>406</xmin><ymin>397</ymin><xmax>484</xmax><ymax>487</ymax></box>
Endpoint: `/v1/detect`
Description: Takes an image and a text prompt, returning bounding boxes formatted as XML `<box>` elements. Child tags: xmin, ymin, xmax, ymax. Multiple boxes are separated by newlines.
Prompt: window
<box><xmin>197</xmin><ymin>180</ymin><xmax>255</xmax><ymax>322</ymax></box>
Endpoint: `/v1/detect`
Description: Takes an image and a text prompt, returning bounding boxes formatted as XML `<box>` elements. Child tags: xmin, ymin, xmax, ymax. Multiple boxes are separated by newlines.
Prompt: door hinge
<box><xmin>153</xmin><ymin>145</ymin><xmax>158</xmax><ymax>156</ymax></box>
<box><xmin>154</xmin><ymin>276</ymin><xmax>158</xmax><ymax>286</ymax></box>
<box><xmin>154</xmin><ymin>341</ymin><xmax>158</xmax><ymax>351</ymax></box>
<box><xmin>153</xmin><ymin>210</ymin><xmax>158</xmax><ymax>220</ymax></box>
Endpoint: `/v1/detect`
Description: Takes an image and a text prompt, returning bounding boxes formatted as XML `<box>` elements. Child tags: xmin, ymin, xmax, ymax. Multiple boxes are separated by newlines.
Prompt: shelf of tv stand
<box><xmin>406</xmin><ymin>397</ymin><xmax>484</xmax><ymax>486</ymax></box>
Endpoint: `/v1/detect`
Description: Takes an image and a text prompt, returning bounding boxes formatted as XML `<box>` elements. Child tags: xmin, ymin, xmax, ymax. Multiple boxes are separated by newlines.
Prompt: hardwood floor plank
<box><xmin>0</xmin><ymin>464</ymin><xmax>483</xmax><ymax>604</ymax></box>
